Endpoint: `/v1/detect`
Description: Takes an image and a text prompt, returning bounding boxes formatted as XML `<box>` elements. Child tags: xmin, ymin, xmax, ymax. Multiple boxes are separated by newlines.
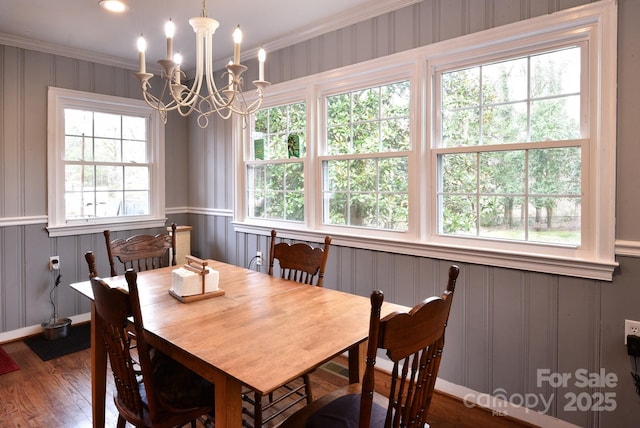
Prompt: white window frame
<box><xmin>47</xmin><ymin>87</ymin><xmax>166</xmax><ymax>237</ymax></box>
<box><xmin>234</xmin><ymin>1</ymin><xmax>617</xmax><ymax>280</ymax></box>
<box><xmin>315</xmin><ymin>67</ymin><xmax>418</xmax><ymax>240</ymax></box>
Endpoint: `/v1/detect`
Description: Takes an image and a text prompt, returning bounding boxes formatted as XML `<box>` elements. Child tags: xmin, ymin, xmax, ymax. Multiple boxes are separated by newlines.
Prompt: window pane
<box><xmin>528</xmin><ymin>197</ymin><xmax>581</xmax><ymax>245</ymax></box>
<box><xmin>94</xmin><ymin>138</ymin><xmax>121</xmax><ymax>162</ymax></box>
<box><xmin>442</xmin><ymin>67</ymin><xmax>480</xmax><ymax>109</ymax></box>
<box><xmin>482</xmin><ymin>57</ymin><xmax>528</xmax><ymax>103</ymax></box>
<box><xmin>65</xmin><ymin>109</ymin><xmax>93</xmax><ymax>136</ymax></box>
<box><xmin>327</xmin><ymin>93</ymin><xmax>351</xmax><ymax>126</ymax></box>
<box><xmin>479</xmin><ymin>196</ymin><xmax>525</xmax><ymax>240</ymax></box>
<box><xmin>381</xmin><ymin>118</ymin><xmax>410</xmax><ymax>151</ymax></box>
<box><xmin>479</xmin><ymin>151</ymin><xmax>525</xmax><ymax>194</ymax></box>
<box><xmin>65</xmin><ymin>165</ymin><xmax>83</xmax><ymax>191</ymax></box>
<box><xmin>122</xmin><ymin>116</ymin><xmax>146</xmax><ymax>140</ymax></box>
<box><xmin>324</xmin><ymin>192</ymin><xmax>348</xmax><ymax>225</ymax></box>
<box><xmin>529</xmin><ymin>148</ymin><xmax>581</xmax><ymax>195</ymax></box>
<box><xmin>441</xmin><ymin>153</ymin><xmax>477</xmax><ymax>193</ymax></box>
<box><xmin>327</xmin><ymin>81</ymin><xmax>410</xmax><ymax>155</ymax></box>
<box><xmin>442</xmin><ymin>108</ymin><xmax>480</xmax><ymax>147</ymax></box>
<box><xmin>124</xmin><ymin>166</ymin><xmax>149</xmax><ymax>189</ymax></box>
<box><xmin>379</xmin><ymin>193</ymin><xmax>408</xmax><ymax>230</ymax></box>
<box><xmin>482</xmin><ymin>103</ymin><xmax>528</xmax><ymax>144</ymax></box>
<box><xmin>381</xmin><ymin>81</ymin><xmax>410</xmax><ymax>118</ymax></box>
<box><xmin>123</xmin><ymin>139</ymin><xmax>147</xmax><ymax>163</ymax></box>
<box><xmin>94</xmin><ymin>112</ymin><xmax>121</xmax><ymax>138</ymax></box>
<box><xmin>530</xmin><ymin>96</ymin><xmax>581</xmax><ymax>140</ymax></box>
<box><xmin>96</xmin><ymin>165</ymin><xmax>123</xmax><ymax>190</ymax></box>
<box><xmin>325</xmin><ymin>160</ymin><xmax>348</xmax><ymax>192</ymax></box>
<box><xmin>530</xmin><ymin>48</ymin><xmax>580</xmax><ymax>98</ymax></box>
<box><xmin>123</xmin><ymin>191</ymin><xmax>149</xmax><ymax>215</ymax></box>
<box><xmin>327</xmin><ymin>126</ymin><xmax>351</xmax><ymax>155</ymax></box>
<box><xmin>379</xmin><ymin>158</ymin><xmax>409</xmax><ymax>192</ymax></box>
<box><xmin>440</xmin><ymin>194</ymin><xmax>477</xmax><ymax>235</ymax></box>
<box><xmin>352</xmin><ymin>88</ymin><xmax>379</xmax><ymax>122</ymax></box>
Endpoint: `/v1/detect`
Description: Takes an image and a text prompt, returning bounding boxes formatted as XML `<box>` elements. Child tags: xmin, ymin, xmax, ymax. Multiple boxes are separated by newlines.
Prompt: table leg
<box><xmin>348</xmin><ymin>341</ymin><xmax>367</xmax><ymax>384</ymax></box>
<box><xmin>212</xmin><ymin>372</ymin><xmax>243</xmax><ymax>428</ymax></box>
<box><xmin>90</xmin><ymin>302</ymin><xmax>107</xmax><ymax>428</ymax></box>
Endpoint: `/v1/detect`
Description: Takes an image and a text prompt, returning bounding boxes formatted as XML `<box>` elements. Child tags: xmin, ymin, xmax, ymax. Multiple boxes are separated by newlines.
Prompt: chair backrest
<box><xmin>90</xmin><ymin>269</ymin><xmax>160</xmax><ymax>426</ymax></box>
<box><xmin>105</xmin><ymin>223</ymin><xmax>177</xmax><ymax>277</ymax></box>
<box><xmin>268</xmin><ymin>229</ymin><xmax>331</xmax><ymax>287</ymax></box>
<box><xmin>360</xmin><ymin>265</ymin><xmax>460</xmax><ymax>428</ymax></box>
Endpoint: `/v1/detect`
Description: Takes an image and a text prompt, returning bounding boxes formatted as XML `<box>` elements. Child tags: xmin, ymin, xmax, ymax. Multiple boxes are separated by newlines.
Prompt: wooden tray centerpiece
<box><xmin>169</xmin><ymin>255</ymin><xmax>225</xmax><ymax>303</ymax></box>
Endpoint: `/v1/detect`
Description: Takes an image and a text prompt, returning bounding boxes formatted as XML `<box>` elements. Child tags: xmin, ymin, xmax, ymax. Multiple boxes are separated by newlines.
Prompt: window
<box><xmin>47</xmin><ymin>87</ymin><xmax>165</xmax><ymax>237</ymax></box>
<box><xmin>436</xmin><ymin>46</ymin><xmax>583</xmax><ymax>245</ymax></box>
<box><xmin>322</xmin><ymin>81</ymin><xmax>411</xmax><ymax>231</ymax></box>
<box><xmin>235</xmin><ymin>2</ymin><xmax>617</xmax><ymax>280</ymax></box>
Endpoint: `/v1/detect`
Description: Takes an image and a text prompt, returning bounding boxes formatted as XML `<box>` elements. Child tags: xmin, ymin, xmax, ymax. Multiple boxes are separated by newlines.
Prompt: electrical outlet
<box><xmin>625</xmin><ymin>319</ymin><xmax>640</xmax><ymax>344</ymax></box>
<box><xmin>256</xmin><ymin>251</ymin><xmax>262</xmax><ymax>266</ymax></box>
<box><xmin>49</xmin><ymin>256</ymin><xmax>60</xmax><ymax>271</ymax></box>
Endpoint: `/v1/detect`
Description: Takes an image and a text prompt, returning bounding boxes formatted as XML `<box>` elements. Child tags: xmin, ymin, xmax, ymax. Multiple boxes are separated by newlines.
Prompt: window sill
<box><xmin>233</xmin><ymin>222</ymin><xmax>617</xmax><ymax>281</ymax></box>
<box><xmin>47</xmin><ymin>218</ymin><xmax>167</xmax><ymax>237</ymax></box>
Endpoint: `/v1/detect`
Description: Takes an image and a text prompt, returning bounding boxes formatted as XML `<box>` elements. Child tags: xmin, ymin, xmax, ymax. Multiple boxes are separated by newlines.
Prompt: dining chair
<box><xmin>90</xmin><ymin>268</ymin><xmax>215</xmax><ymax>428</ymax></box>
<box><xmin>267</xmin><ymin>229</ymin><xmax>332</xmax><ymax>287</ymax></box>
<box><xmin>241</xmin><ymin>229</ymin><xmax>332</xmax><ymax>427</ymax></box>
<box><xmin>279</xmin><ymin>264</ymin><xmax>460</xmax><ymax>428</ymax></box>
<box><xmin>104</xmin><ymin>223</ymin><xmax>177</xmax><ymax>277</ymax></box>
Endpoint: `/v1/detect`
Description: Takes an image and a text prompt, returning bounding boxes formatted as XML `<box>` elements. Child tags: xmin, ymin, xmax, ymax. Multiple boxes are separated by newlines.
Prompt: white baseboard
<box><xmin>434</xmin><ymin>378</ymin><xmax>580</xmax><ymax>428</ymax></box>
<box><xmin>0</xmin><ymin>312</ymin><xmax>91</xmax><ymax>344</ymax></box>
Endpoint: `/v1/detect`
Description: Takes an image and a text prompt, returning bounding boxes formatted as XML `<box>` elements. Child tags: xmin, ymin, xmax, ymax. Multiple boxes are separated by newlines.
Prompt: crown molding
<box><xmin>213</xmin><ymin>0</ymin><xmax>422</xmax><ymax>70</ymax></box>
<box><xmin>0</xmin><ymin>32</ymin><xmax>138</xmax><ymax>71</ymax></box>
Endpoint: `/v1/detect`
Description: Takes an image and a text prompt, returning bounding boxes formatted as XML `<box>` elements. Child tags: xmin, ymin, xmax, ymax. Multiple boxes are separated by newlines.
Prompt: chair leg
<box><xmin>116</xmin><ymin>415</ymin><xmax>126</xmax><ymax>428</ymax></box>
<box><xmin>254</xmin><ymin>391</ymin><xmax>263</xmax><ymax>427</ymax></box>
<box><xmin>303</xmin><ymin>373</ymin><xmax>313</xmax><ymax>404</ymax></box>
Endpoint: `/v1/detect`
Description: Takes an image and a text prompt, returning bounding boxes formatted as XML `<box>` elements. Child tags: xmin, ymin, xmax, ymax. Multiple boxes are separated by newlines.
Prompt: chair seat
<box><xmin>281</xmin><ymin>384</ymin><xmax>389</xmax><ymax>428</ymax></box>
<box><xmin>306</xmin><ymin>393</ymin><xmax>387</xmax><ymax>428</ymax></box>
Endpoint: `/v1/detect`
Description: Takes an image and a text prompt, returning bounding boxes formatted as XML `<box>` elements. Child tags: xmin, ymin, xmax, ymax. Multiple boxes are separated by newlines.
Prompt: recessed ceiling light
<box><xmin>99</xmin><ymin>0</ymin><xmax>129</xmax><ymax>13</ymax></box>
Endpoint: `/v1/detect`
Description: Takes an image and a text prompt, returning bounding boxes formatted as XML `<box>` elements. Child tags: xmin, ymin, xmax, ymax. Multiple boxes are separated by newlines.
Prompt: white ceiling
<box><xmin>0</xmin><ymin>0</ymin><xmax>418</xmax><ymax>72</ymax></box>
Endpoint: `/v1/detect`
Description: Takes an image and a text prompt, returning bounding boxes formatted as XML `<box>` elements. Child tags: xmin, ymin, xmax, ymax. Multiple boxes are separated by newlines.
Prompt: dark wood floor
<box><xmin>0</xmin><ymin>338</ymin><xmax>536</xmax><ymax>427</ymax></box>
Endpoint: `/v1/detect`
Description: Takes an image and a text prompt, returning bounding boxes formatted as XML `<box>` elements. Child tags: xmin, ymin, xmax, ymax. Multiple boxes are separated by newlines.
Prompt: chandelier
<box><xmin>133</xmin><ymin>0</ymin><xmax>269</xmax><ymax>127</ymax></box>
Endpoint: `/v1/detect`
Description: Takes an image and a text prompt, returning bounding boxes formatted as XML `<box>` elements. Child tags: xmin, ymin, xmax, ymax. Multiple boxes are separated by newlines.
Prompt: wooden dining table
<box><xmin>70</xmin><ymin>259</ymin><xmax>407</xmax><ymax>428</ymax></box>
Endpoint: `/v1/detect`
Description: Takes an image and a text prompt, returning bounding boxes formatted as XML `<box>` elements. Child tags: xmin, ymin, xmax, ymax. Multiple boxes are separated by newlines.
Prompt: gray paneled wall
<box><xmin>3</xmin><ymin>0</ymin><xmax>640</xmax><ymax>427</ymax></box>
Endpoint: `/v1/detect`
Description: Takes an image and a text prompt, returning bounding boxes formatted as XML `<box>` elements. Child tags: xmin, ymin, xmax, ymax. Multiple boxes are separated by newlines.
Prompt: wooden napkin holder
<box><xmin>169</xmin><ymin>255</ymin><xmax>225</xmax><ymax>303</ymax></box>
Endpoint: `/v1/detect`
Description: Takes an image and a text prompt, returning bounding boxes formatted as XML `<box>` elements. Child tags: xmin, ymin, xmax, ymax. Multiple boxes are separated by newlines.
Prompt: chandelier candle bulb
<box><xmin>173</xmin><ymin>53</ymin><xmax>182</xmax><ymax>84</ymax></box>
<box><xmin>233</xmin><ymin>26</ymin><xmax>242</xmax><ymax>64</ymax></box>
<box><xmin>165</xmin><ymin>20</ymin><xmax>175</xmax><ymax>60</ymax></box>
<box><xmin>258</xmin><ymin>48</ymin><xmax>266</xmax><ymax>81</ymax></box>
<box><xmin>137</xmin><ymin>35</ymin><xmax>146</xmax><ymax>73</ymax></box>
